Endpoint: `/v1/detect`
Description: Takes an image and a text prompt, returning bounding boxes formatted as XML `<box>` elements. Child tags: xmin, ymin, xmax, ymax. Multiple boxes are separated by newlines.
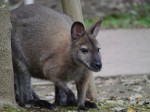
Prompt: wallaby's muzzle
<box><xmin>89</xmin><ymin>52</ymin><xmax>102</xmax><ymax>72</ymax></box>
<box><xmin>90</xmin><ymin>60</ymin><xmax>102</xmax><ymax>72</ymax></box>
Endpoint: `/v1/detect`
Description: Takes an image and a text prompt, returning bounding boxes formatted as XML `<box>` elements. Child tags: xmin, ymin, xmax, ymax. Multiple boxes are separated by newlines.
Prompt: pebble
<box><xmin>106</xmin><ymin>100</ymin><xmax>118</xmax><ymax>104</ymax></box>
<box><xmin>117</xmin><ymin>100</ymin><xmax>124</xmax><ymax>105</ymax></box>
<box><xmin>133</xmin><ymin>86</ymin><xmax>143</xmax><ymax>92</ymax></box>
<box><xmin>143</xmin><ymin>100</ymin><xmax>150</xmax><ymax>105</ymax></box>
<box><xmin>113</xmin><ymin>107</ymin><xmax>127</xmax><ymax>112</ymax></box>
<box><xmin>128</xmin><ymin>93</ymin><xmax>143</xmax><ymax>101</ymax></box>
<box><xmin>106</xmin><ymin>100</ymin><xmax>124</xmax><ymax>105</ymax></box>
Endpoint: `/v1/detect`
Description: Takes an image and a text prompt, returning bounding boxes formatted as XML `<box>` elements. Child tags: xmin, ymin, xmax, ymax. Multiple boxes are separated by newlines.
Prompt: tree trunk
<box><xmin>61</xmin><ymin>0</ymin><xmax>97</xmax><ymax>101</ymax></box>
<box><xmin>0</xmin><ymin>0</ymin><xmax>16</xmax><ymax>105</ymax></box>
<box><xmin>61</xmin><ymin>0</ymin><xmax>83</xmax><ymax>22</ymax></box>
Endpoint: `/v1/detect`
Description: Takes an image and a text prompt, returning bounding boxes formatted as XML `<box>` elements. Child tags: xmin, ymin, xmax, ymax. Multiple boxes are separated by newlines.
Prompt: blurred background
<box><xmin>9</xmin><ymin>0</ymin><xmax>150</xmax><ymax>28</ymax></box>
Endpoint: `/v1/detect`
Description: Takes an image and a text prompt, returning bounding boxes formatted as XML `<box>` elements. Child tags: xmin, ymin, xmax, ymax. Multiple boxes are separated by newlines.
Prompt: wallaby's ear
<box><xmin>89</xmin><ymin>18</ymin><xmax>103</xmax><ymax>38</ymax></box>
<box><xmin>71</xmin><ymin>21</ymin><xmax>85</xmax><ymax>41</ymax></box>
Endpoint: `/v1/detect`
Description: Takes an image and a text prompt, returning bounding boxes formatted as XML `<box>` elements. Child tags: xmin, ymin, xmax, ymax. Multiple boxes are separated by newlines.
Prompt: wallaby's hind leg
<box><xmin>66</xmin><ymin>88</ymin><xmax>77</xmax><ymax>106</ymax></box>
<box><xmin>13</xmin><ymin>60</ymin><xmax>33</xmax><ymax>106</ymax></box>
<box><xmin>13</xmin><ymin>59</ymin><xmax>55</xmax><ymax>110</ymax></box>
<box><xmin>55</xmin><ymin>84</ymin><xmax>97</xmax><ymax>108</ymax></box>
<box><xmin>55</xmin><ymin>85</ymin><xmax>67</xmax><ymax>106</ymax></box>
<box><xmin>55</xmin><ymin>84</ymin><xmax>77</xmax><ymax>106</ymax></box>
<box><xmin>32</xmin><ymin>89</ymin><xmax>40</xmax><ymax>100</ymax></box>
<box><xmin>11</xmin><ymin>25</ymin><xmax>55</xmax><ymax>110</ymax></box>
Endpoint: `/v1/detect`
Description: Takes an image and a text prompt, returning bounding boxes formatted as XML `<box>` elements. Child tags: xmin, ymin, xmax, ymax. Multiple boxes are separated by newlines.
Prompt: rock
<box><xmin>121</xmin><ymin>109</ymin><xmax>127</xmax><ymax>112</ymax></box>
<box><xmin>143</xmin><ymin>100</ymin><xmax>150</xmax><ymax>105</ymax></box>
<box><xmin>133</xmin><ymin>86</ymin><xmax>143</xmax><ymax>92</ymax></box>
<box><xmin>138</xmin><ymin>101</ymin><xmax>145</xmax><ymax>105</ymax></box>
<box><xmin>126</xmin><ymin>93</ymin><xmax>143</xmax><ymax>104</ymax></box>
<box><xmin>119</xmin><ymin>91</ymin><xmax>125</xmax><ymax>93</ymax></box>
<box><xmin>109</xmin><ymin>96</ymin><xmax>117</xmax><ymax>100</ymax></box>
<box><xmin>97</xmin><ymin>97</ymin><xmax>106</xmax><ymax>102</ymax></box>
<box><xmin>106</xmin><ymin>100</ymin><xmax>124</xmax><ymax>105</ymax></box>
<box><xmin>128</xmin><ymin>94</ymin><xmax>143</xmax><ymax>101</ymax></box>
<box><xmin>113</xmin><ymin>107</ymin><xmax>127</xmax><ymax>112</ymax></box>
<box><xmin>117</xmin><ymin>100</ymin><xmax>124</xmax><ymax>105</ymax></box>
<box><xmin>130</xmin><ymin>100</ymin><xmax>137</xmax><ymax>105</ymax></box>
<box><xmin>106</xmin><ymin>100</ymin><xmax>118</xmax><ymax>104</ymax></box>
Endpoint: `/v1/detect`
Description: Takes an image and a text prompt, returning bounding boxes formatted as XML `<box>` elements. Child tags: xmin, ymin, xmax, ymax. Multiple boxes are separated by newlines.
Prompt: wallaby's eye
<box><xmin>80</xmin><ymin>48</ymin><xmax>88</xmax><ymax>54</ymax></box>
<box><xmin>97</xmin><ymin>48</ymin><xmax>101</xmax><ymax>52</ymax></box>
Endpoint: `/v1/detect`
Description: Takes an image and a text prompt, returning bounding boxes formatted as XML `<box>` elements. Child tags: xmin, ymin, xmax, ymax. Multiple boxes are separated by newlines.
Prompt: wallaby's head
<box><xmin>71</xmin><ymin>18</ymin><xmax>103</xmax><ymax>72</ymax></box>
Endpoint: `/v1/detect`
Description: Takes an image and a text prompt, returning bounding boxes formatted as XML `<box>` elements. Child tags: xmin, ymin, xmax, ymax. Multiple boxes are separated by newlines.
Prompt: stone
<box><xmin>113</xmin><ymin>107</ymin><xmax>127</xmax><ymax>112</ymax></box>
<box><xmin>117</xmin><ymin>100</ymin><xmax>124</xmax><ymax>105</ymax></box>
<box><xmin>106</xmin><ymin>100</ymin><xmax>117</xmax><ymax>104</ymax></box>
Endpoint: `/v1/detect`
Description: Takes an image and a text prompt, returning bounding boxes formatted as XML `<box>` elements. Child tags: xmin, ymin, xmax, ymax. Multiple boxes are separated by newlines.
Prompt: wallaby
<box><xmin>11</xmin><ymin>4</ymin><xmax>102</xmax><ymax>110</ymax></box>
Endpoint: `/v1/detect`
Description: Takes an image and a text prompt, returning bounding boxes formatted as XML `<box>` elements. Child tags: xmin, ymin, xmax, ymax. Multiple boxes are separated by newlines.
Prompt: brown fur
<box><xmin>11</xmin><ymin>4</ymin><xmax>102</xmax><ymax>110</ymax></box>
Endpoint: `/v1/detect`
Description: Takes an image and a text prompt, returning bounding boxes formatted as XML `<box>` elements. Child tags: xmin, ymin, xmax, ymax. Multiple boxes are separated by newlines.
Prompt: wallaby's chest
<box><xmin>58</xmin><ymin>64</ymin><xmax>86</xmax><ymax>82</ymax></box>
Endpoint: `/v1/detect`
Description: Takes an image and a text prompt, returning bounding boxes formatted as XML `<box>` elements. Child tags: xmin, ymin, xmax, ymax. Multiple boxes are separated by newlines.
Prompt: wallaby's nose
<box><xmin>94</xmin><ymin>62</ymin><xmax>102</xmax><ymax>69</ymax></box>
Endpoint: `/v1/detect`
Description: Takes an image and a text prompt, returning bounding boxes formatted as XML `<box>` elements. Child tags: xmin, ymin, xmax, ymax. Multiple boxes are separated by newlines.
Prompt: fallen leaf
<box><xmin>127</xmin><ymin>107</ymin><xmax>136</xmax><ymax>112</ymax></box>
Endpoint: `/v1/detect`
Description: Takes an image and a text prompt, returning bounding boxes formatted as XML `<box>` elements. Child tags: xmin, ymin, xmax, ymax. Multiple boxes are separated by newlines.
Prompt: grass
<box><xmin>84</xmin><ymin>4</ymin><xmax>150</xmax><ymax>29</ymax></box>
<box><xmin>0</xmin><ymin>105</ymin><xmax>26</xmax><ymax>112</ymax></box>
<box><xmin>97</xmin><ymin>102</ymin><xmax>150</xmax><ymax>112</ymax></box>
<box><xmin>1</xmin><ymin>101</ymin><xmax>150</xmax><ymax>112</ymax></box>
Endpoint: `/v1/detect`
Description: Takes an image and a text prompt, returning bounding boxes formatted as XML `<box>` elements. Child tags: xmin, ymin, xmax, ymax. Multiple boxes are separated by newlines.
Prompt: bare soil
<box><xmin>33</xmin><ymin>74</ymin><xmax>150</xmax><ymax>106</ymax></box>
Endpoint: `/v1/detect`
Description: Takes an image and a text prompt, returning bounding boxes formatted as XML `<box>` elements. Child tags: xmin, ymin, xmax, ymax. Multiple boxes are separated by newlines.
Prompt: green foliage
<box><xmin>84</xmin><ymin>4</ymin><xmax>150</xmax><ymax>29</ymax></box>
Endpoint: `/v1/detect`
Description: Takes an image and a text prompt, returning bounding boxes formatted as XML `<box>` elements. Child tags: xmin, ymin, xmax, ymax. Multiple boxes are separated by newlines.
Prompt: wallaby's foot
<box><xmin>55</xmin><ymin>85</ymin><xmax>68</xmax><ymax>106</ymax></box>
<box><xmin>55</xmin><ymin>85</ymin><xmax>77</xmax><ymax>106</ymax></box>
<box><xmin>66</xmin><ymin>98</ymin><xmax>77</xmax><ymax>106</ymax></box>
<box><xmin>25</xmin><ymin>100</ymin><xmax>56</xmax><ymax>110</ymax></box>
<box><xmin>85</xmin><ymin>100</ymin><xmax>97</xmax><ymax>108</ymax></box>
<box><xmin>78</xmin><ymin>105</ymin><xmax>89</xmax><ymax>111</ymax></box>
<box><xmin>55</xmin><ymin>93</ymin><xmax>77</xmax><ymax>106</ymax></box>
<box><xmin>66</xmin><ymin>90</ymin><xmax>77</xmax><ymax>106</ymax></box>
<box><xmin>15</xmin><ymin>80</ymin><xmax>34</xmax><ymax>107</ymax></box>
<box><xmin>55</xmin><ymin>93</ymin><xmax>67</xmax><ymax>106</ymax></box>
<box><xmin>55</xmin><ymin>86</ymin><xmax>96</xmax><ymax>108</ymax></box>
<box><xmin>77</xmin><ymin>100</ymin><xmax>97</xmax><ymax>111</ymax></box>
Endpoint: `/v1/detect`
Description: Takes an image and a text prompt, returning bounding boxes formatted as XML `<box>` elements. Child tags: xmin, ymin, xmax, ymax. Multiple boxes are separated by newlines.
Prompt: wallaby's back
<box><xmin>11</xmin><ymin>5</ymin><xmax>73</xmax><ymax>79</ymax></box>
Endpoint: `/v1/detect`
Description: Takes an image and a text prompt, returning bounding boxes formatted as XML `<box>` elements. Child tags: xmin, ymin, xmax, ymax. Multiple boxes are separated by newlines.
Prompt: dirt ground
<box><xmin>0</xmin><ymin>75</ymin><xmax>149</xmax><ymax>112</ymax></box>
<box><xmin>33</xmin><ymin>74</ymin><xmax>150</xmax><ymax>107</ymax></box>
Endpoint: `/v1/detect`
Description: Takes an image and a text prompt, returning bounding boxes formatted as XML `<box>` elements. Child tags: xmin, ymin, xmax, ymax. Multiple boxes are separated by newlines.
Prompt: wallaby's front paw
<box><xmin>55</xmin><ymin>97</ymin><xmax>67</xmax><ymax>106</ymax></box>
<box><xmin>67</xmin><ymin>93</ymin><xmax>77</xmax><ymax>106</ymax></box>
<box><xmin>67</xmin><ymin>98</ymin><xmax>77</xmax><ymax>106</ymax></box>
<box><xmin>85</xmin><ymin>100</ymin><xmax>97</xmax><ymax>108</ymax></box>
<box><xmin>78</xmin><ymin>105</ymin><xmax>89</xmax><ymax>111</ymax></box>
<box><xmin>25</xmin><ymin>100</ymin><xmax>56</xmax><ymax>110</ymax></box>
